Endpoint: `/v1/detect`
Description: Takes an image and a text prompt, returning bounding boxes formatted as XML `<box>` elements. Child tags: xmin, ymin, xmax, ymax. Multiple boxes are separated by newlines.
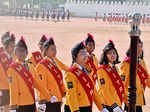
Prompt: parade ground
<box><xmin>0</xmin><ymin>16</ymin><xmax>150</xmax><ymax>111</ymax></box>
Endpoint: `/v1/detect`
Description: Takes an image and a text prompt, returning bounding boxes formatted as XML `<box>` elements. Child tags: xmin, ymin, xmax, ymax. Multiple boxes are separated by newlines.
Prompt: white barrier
<box><xmin>65</xmin><ymin>0</ymin><xmax>150</xmax><ymax>17</ymax></box>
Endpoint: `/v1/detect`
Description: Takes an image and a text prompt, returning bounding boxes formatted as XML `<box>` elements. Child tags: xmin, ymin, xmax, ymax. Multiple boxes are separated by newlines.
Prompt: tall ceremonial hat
<box><xmin>71</xmin><ymin>41</ymin><xmax>86</xmax><ymax>61</ymax></box>
<box><xmin>16</xmin><ymin>36</ymin><xmax>27</xmax><ymax>50</ymax></box>
<box><xmin>39</xmin><ymin>34</ymin><xmax>47</xmax><ymax>45</ymax></box>
<box><xmin>10</xmin><ymin>33</ymin><xmax>16</xmax><ymax>41</ymax></box>
<box><xmin>85</xmin><ymin>33</ymin><xmax>95</xmax><ymax>45</ymax></box>
<box><xmin>1</xmin><ymin>31</ymin><xmax>10</xmax><ymax>41</ymax></box>
<box><xmin>43</xmin><ymin>36</ymin><xmax>55</xmax><ymax>48</ymax></box>
<box><xmin>1</xmin><ymin>31</ymin><xmax>10</xmax><ymax>45</ymax></box>
<box><xmin>1</xmin><ymin>32</ymin><xmax>16</xmax><ymax>46</ymax></box>
<box><xmin>103</xmin><ymin>40</ymin><xmax>115</xmax><ymax>51</ymax></box>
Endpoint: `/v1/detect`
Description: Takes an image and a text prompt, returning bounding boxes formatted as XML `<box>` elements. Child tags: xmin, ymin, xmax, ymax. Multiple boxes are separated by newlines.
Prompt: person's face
<box><xmin>15</xmin><ymin>47</ymin><xmax>28</xmax><ymax>62</ymax></box>
<box><xmin>76</xmin><ymin>49</ymin><xmax>89</xmax><ymax>66</ymax></box>
<box><xmin>106</xmin><ymin>49</ymin><xmax>117</xmax><ymax>64</ymax></box>
<box><xmin>137</xmin><ymin>43</ymin><xmax>143</xmax><ymax>58</ymax></box>
<box><xmin>6</xmin><ymin>41</ymin><xmax>15</xmax><ymax>54</ymax></box>
<box><xmin>86</xmin><ymin>42</ymin><xmax>95</xmax><ymax>54</ymax></box>
<box><xmin>46</xmin><ymin>45</ymin><xmax>57</xmax><ymax>58</ymax></box>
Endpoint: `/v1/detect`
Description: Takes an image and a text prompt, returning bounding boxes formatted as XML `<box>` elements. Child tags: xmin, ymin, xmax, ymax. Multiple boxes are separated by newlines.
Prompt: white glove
<box><xmin>0</xmin><ymin>91</ymin><xmax>3</xmax><ymax>96</ymax></box>
<box><xmin>10</xmin><ymin>110</ymin><xmax>16</xmax><ymax>112</ymax></box>
<box><xmin>101</xmin><ymin>108</ymin><xmax>110</xmax><ymax>112</ymax></box>
<box><xmin>50</xmin><ymin>96</ymin><xmax>58</xmax><ymax>103</ymax></box>
<box><xmin>38</xmin><ymin>104</ymin><xmax>46</xmax><ymax>112</ymax></box>
<box><xmin>113</xmin><ymin>106</ymin><xmax>123</xmax><ymax>112</ymax></box>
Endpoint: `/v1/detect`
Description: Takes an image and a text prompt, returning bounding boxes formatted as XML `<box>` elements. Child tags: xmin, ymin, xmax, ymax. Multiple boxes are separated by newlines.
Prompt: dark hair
<box><xmin>126</xmin><ymin>39</ymin><xmax>143</xmax><ymax>59</ymax></box>
<box><xmin>2</xmin><ymin>35</ymin><xmax>15</xmax><ymax>49</ymax></box>
<box><xmin>99</xmin><ymin>48</ymin><xmax>120</xmax><ymax>65</ymax></box>
<box><xmin>1</xmin><ymin>32</ymin><xmax>10</xmax><ymax>43</ymax></box>
<box><xmin>3</xmin><ymin>39</ymin><xmax>15</xmax><ymax>49</ymax></box>
<box><xmin>42</xmin><ymin>38</ymin><xmax>55</xmax><ymax>57</ymax></box>
<box><xmin>15</xmin><ymin>37</ymin><xmax>28</xmax><ymax>55</ymax></box>
<box><xmin>85</xmin><ymin>38</ymin><xmax>95</xmax><ymax>46</ymax></box>
<box><xmin>71</xmin><ymin>42</ymin><xmax>85</xmax><ymax>65</ymax></box>
<box><xmin>85</xmin><ymin>34</ymin><xmax>95</xmax><ymax>46</ymax></box>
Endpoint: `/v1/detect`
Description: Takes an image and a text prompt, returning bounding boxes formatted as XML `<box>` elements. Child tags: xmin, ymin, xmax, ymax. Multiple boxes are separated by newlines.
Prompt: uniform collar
<box><xmin>75</xmin><ymin>63</ymin><xmax>90</xmax><ymax>75</ymax></box>
<box><xmin>75</xmin><ymin>63</ymin><xmax>83</xmax><ymax>70</ymax></box>
<box><xmin>45</xmin><ymin>56</ymin><xmax>57</xmax><ymax>66</ymax></box>
<box><xmin>109</xmin><ymin>63</ymin><xmax>114</xmax><ymax>68</ymax></box>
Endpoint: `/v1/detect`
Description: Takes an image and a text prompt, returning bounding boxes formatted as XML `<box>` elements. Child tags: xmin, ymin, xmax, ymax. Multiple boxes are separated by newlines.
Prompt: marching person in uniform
<box><xmin>85</xmin><ymin>33</ymin><xmax>98</xmax><ymax>69</ymax></box>
<box><xmin>36</xmin><ymin>37</ymin><xmax>68</xmax><ymax>112</ymax></box>
<box><xmin>47</xmin><ymin>10</ymin><xmax>50</xmax><ymax>21</ymax></box>
<box><xmin>61</xmin><ymin>10</ymin><xmax>66</xmax><ymax>22</ymax></box>
<box><xmin>51</xmin><ymin>10</ymin><xmax>56</xmax><ymax>22</ymax></box>
<box><xmin>0</xmin><ymin>32</ymin><xmax>15</xmax><ymax>112</ymax></box>
<box><xmin>66</xmin><ymin>10</ymin><xmax>70</xmax><ymax>21</ymax></box>
<box><xmin>64</xmin><ymin>41</ymin><xmax>110</xmax><ymax>112</ymax></box>
<box><xmin>121</xmin><ymin>39</ymin><xmax>150</xmax><ymax>112</ymax></box>
<box><xmin>0</xmin><ymin>31</ymin><xmax>10</xmax><ymax>53</ymax></box>
<box><xmin>35</xmin><ymin>10</ymin><xmax>39</xmax><ymax>21</ymax></box>
<box><xmin>42</xmin><ymin>10</ymin><xmax>45</xmax><ymax>21</ymax></box>
<box><xmin>7</xmin><ymin>37</ymin><xmax>51</xmax><ymax>112</ymax></box>
<box><xmin>30</xmin><ymin>10</ymin><xmax>34</xmax><ymax>20</ymax></box>
<box><xmin>97</xmin><ymin>40</ymin><xmax>124</xmax><ymax>112</ymax></box>
<box><xmin>1</xmin><ymin>33</ymin><xmax>16</xmax><ymax>62</ymax></box>
<box><xmin>25</xmin><ymin>9</ymin><xmax>29</xmax><ymax>19</ymax></box>
<box><xmin>30</xmin><ymin>35</ymin><xmax>47</xmax><ymax>67</ymax></box>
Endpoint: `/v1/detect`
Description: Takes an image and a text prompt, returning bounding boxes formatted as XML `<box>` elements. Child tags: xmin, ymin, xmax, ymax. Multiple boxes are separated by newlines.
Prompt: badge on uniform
<box><xmin>121</xmin><ymin>75</ymin><xmax>125</xmax><ymax>81</ymax></box>
<box><xmin>67</xmin><ymin>82</ymin><xmax>73</xmax><ymax>89</ymax></box>
<box><xmin>38</xmin><ymin>74</ymin><xmax>42</xmax><ymax>80</ymax></box>
<box><xmin>8</xmin><ymin>77</ymin><xmax>12</xmax><ymax>83</ymax></box>
<box><xmin>100</xmin><ymin>78</ymin><xmax>105</xmax><ymax>85</ymax></box>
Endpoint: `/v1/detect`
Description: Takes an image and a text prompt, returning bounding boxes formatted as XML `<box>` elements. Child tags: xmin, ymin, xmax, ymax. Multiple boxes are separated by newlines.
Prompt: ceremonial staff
<box><xmin>128</xmin><ymin>13</ymin><xmax>142</xmax><ymax>112</ymax></box>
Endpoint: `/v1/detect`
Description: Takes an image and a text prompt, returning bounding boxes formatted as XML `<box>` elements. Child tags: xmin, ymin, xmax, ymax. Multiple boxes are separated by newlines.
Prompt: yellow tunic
<box><xmin>0</xmin><ymin>51</ymin><xmax>16</xmax><ymax>90</ymax></box>
<box><xmin>7</xmin><ymin>60</ymin><xmax>50</xmax><ymax>107</ymax></box>
<box><xmin>36</xmin><ymin>57</ymin><xmax>67</xmax><ymax>102</ymax></box>
<box><xmin>92</xmin><ymin>55</ymin><xmax>99</xmax><ymax>69</ymax></box>
<box><xmin>120</xmin><ymin>59</ymin><xmax>150</xmax><ymax>106</ymax></box>
<box><xmin>64</xmin><ymin>64</ymin><xmax>104</xmax><ymax>112</ymax></box>
<box><xmin>85</xmin><ymin>55</ymin><xmax>99</xmax><ymax>73</ymax></box>
<box><xmin>97</xmin><ymin>64</ymin><xmax>122</xmax><ymax>107</ymax></box>
<box><xmin>0</xmin><ymin>63</ymin><xmax>9</xmax><ymax>90</ymax></box>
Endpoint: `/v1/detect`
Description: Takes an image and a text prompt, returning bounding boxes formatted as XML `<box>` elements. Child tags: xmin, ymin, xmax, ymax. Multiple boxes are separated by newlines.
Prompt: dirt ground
<box><xmin>0</xmin><ymin>16</ymin><xmax>150</xmax><ymax>111</ymax></box>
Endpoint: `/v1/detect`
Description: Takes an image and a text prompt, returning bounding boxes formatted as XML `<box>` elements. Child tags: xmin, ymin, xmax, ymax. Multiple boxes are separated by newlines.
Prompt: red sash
<box><xmin>10</xmin><ymin>62</ymin><xmax>35</xmax><ymax>100</ymax></box>
<box><xmin>40</xmin><ymin>59</ymin><xmax>64</xmax><ymax>97</ymax></box>
<box><xmin>86</xmin><ymin>56</ymin><xmax>97</xmax><ymax>84</ymax></box>
<box><xmin>32</xmin><ymin>51</ymin><xmax>43</xmax><ymax>65</ymax></box>
<box><xmin>124</xmin><ymin>57</ymin><xmax>149</xmax><ymax>90</ymax></box>
<box><xmin>0</xmin><ymin>52</ymin><xmax>10</xmax><ymax>75</ymax></box>
<box><xmin>100</xmin><ymin>65</ymin><xmax>124</xmax><ymax>103</ymax></box>
<box><xmin>69</xmin><ymin>66</ymin><xmax>94</xmax><ymax>106</ymax></box>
